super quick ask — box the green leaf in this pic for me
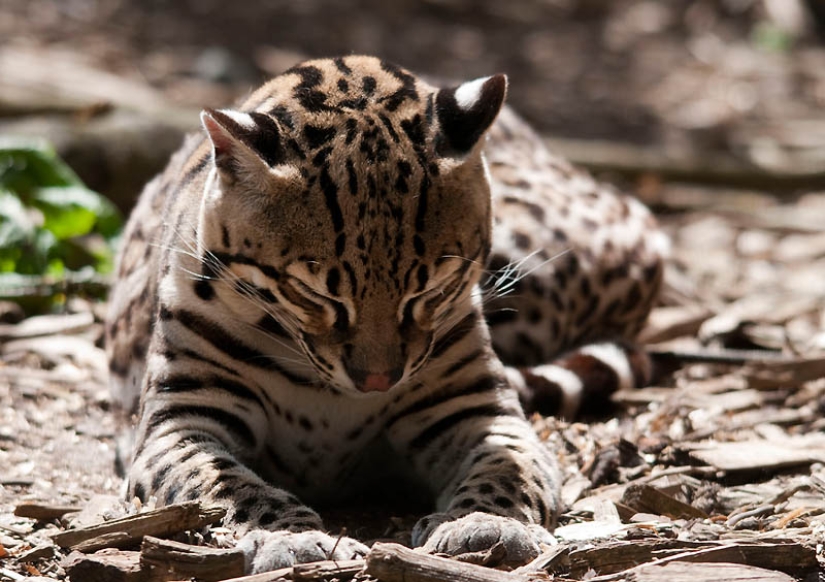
[0,189,36,251]
[32,186,100,240]
[0,139,124,313]
[0,139,83,197]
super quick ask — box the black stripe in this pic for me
[345,159,358,195]
[209,251,280,282]
[378,113,400,143]
[155,373,266,410]
[173,309,307,383]
[333,57,352,75]
[147,405,256,448]
[387,375,498,428]
[430,312,478,360]
[443,348,484,378]
[408,404,512,451]
[319,167,344,232]
[304,124,337,149]
[180,152,211,186]
[177,347,242,377]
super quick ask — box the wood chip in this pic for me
[63,549,145,582]
[621,484,709,520]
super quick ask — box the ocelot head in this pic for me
[196,56,506,395]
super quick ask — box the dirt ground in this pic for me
[1,0,825,580]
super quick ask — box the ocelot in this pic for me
[105,55,666,573]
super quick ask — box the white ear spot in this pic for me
[217,109,256,129]
[454,76,492,110]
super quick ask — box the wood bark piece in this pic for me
[593,561,795,582]
[621,484,709,520]
[292,559,365,581]
[13,503,82,521]
[206,559,365,582]
[571,541,817,580]
[685,436,825,472]
[365,542,534,582]
[63,549,147,582]
[140,536,245,582]
[566,540,817,578]
[51,502,226,552]
[543,136,825,191]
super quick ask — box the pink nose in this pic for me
[362,373,391,393]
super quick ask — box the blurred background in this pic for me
[2,0,825,210]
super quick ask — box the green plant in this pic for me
[0,138,122,312]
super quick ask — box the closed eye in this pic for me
[288,278,351,334]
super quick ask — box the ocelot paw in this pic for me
[412,512,555,567]
[237,529,369,573]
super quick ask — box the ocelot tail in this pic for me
[106,55,666,573]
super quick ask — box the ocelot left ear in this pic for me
[434,74,507,158]
[201,108,285,182]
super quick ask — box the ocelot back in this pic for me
[106,55,665,573]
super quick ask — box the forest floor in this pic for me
[1,0,824,580]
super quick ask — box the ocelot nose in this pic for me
[349,366,403,393]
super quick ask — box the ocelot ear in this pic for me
[434,74,507,158]
[201,108,285,181]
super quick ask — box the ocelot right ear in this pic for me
[434,74,507,159]
[201,108,285,182]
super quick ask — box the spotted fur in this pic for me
[106,56,665,572]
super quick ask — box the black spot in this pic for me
[416,264,428,291]
[345,118,358,144]
[379,61,419,111]
[333,56,352,75]
[259,511,278,526]
[335,233,347,256]
[478,483,494,495]
[494,496,515,509]
[133,482,147,502]
[288,65,339,113]
[362,76,377,95]
[326,268,341,296]
[194,279,215,301]
[401,114,426,147]
[312,146,332,167]
[337,78,349,92]
[346,159,358,195]
[221,225,231,248]
[513,231,531,250]
[304,125,337,149]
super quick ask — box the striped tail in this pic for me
[504,340,652,419]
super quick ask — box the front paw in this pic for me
[413,512,555,566]
[237,529,369,573]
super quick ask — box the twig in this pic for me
[51,501,226,552]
